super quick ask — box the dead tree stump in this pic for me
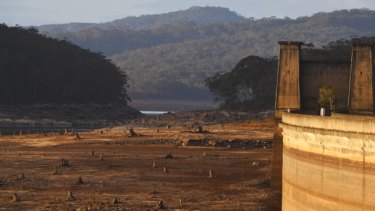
[165,152,173,159]
[67,191,75,200]
[153,161,156,168]
[208,169,214,178]
[75,132,81,139]
[11,193,19,202]
[99,153,103,160]
[91,149,95,156]
[52,166,58,175]
[111,198,119,204]
[156,200,165,209]
[196,125,203,133]
[163,166,169,174]
[17,172,25,180]
[127,128,136,137]
[61,159,69,167]
[76,177,84,185]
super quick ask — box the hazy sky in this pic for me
[1,0,374,26]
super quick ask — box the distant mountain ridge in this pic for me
[38,6,245,33]
[35,7,375,101]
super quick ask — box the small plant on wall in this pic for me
[319,86,336,112]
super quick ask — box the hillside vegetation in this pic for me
[38,7,375,101]
[0,24,129,104]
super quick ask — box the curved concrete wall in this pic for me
[280,113,375,210]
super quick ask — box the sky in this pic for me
[1,0,374,26]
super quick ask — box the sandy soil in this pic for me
[0,119,280,210]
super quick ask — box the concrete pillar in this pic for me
[272,41,302,191]
[275,41,303,118]
[349,43,375,113]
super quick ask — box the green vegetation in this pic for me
[0,24,129,104]
[319,86,336,111]
[205,56,277,110]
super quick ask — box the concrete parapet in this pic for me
[280,112,375,210]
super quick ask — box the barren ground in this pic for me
[0,114,280,210]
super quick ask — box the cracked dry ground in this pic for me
[0,120,281,210]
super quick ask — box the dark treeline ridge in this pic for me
[0,24,129,104]
[206,38,371,111]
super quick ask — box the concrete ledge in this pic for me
[282,112,375,134]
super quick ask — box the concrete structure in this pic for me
[281,113,375,210]
[273,40,375,210]
[275,41,302,117]
[349,45,375,113]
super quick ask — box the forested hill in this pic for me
[37,8,375,101]
[38,6,244,33]
[0,24,129,105]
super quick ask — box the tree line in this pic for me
[0,24,129,104]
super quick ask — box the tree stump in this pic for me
[165,152,173,159]
[208,169,214,178]
[156,200,165,209]
[111,198,119,205]
[11,193,19,202]
[17,172,25,180]
[91,150,95,156]
[61,159,69,167]
[99,153,103,160]
[75,132,81,139]
[153,161,156,168]
[67,191,75,200]
[127,128,136,137]
[52,166,58,175]
[196,126,203,133]
[163,166,169,174]
[76,177,84,185]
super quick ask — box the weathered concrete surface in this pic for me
[275,42,302,116]
[280,112,375,210]
[301,62,350,113]
[273,42,302,191]
[349,46,374,113]
[271,121,283,190]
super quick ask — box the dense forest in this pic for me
[37,7,375,101]
[0,24,129,104]
[205,56,277,110]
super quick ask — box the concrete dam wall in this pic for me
[280,112,375,210]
